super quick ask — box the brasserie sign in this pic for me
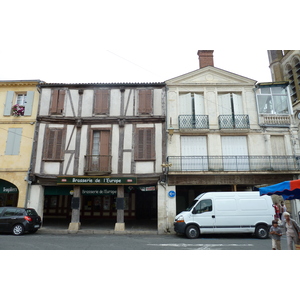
[57,176,137,185]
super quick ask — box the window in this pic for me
[4,91,34,116]
[3,208,17,217]
[135,128,155,160]
[50,89,66,115]
[43,127,66,161]
[138,90,153,114]
[218,92,243,115]
[194,199,212,214]
[5,128,22,155]
[87,130,111,172]
[16,93,27,106]
[256,85,291,115]
[94,89,110,115]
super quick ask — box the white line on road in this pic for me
[147,243,253,248]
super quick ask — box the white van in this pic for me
[174,192,274,239]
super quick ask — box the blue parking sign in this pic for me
[168,190,176,198]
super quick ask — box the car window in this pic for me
[15,209,24,216]
[25,209,38,216]
[0,207,5,215]
[3,208,17,217]
[194,199,213,214]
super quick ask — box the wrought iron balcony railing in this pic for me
[167,156,299,172]
[84,155,112,174]
[178,115,209,129]
[218,114,250,129]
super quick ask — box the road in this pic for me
[0,232,289,250]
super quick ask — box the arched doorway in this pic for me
[0,179,18,207]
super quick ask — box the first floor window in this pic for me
[134,127,155,160]
[5,128,22,155]
[16,93,27,106]
[43,127,65,161]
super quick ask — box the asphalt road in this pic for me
[0,232,290,250]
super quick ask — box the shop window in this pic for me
[134,127,155,161]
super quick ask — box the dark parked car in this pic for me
[0,207,42,235]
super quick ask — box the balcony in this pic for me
[84,155,112,175]
[218,115,250,129]
[178,115,209,129]
[259,114,291,126]
[167,156,299,172]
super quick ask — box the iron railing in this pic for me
[167,156,300,172]
[218,114,250,129]
[84,155,112,174]
[178,115,209,129]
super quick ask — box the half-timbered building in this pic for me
[28,82,167,232]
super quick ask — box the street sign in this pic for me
[168,190,176,198]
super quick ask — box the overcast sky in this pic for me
[1,0,297,84]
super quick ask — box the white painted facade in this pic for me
[164,66,300,231]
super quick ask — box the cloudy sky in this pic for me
[1,0,297,85]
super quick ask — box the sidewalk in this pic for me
[38,218,158,235]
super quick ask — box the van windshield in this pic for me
[184,200,198,211]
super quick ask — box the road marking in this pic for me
[147,243,253,248]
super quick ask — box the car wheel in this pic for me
[185,225,200,239]
[12,224,25,236]
[255,225,268,239]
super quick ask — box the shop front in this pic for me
[0,179,19,207]
[42,176,158,230]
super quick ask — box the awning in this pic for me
[0,179,18,194]
[259,180,300,200]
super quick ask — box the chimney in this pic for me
[197,50,214,68]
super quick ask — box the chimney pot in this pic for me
[197,50,214,68]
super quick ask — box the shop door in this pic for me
[135,190,157,220]
[181,136,208,171]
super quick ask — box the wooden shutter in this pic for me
[139,90,152,114]
[57,90,65,114]
[99,130,110,172]
[4,91,14,116]
[50,90,65,114]
[24,91,34,116]
[5,128,22,155]
[94,89,109,114]
[135,128,155,160]
[44,127,65,160]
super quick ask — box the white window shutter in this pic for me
[4,91,14,116]
[24,91,34,116]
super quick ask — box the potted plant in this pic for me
[11,104,25,116]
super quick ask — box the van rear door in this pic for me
[192,199,215,233]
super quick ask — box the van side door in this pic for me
[192,199,215,233]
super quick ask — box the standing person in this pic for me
[269,220,282,250]
[279,201,287,221]
[281,212,300,250]
[273,202,280,221]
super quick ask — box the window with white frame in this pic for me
[16,93,27,106]
[255,84,291,115]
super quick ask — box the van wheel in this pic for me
[255,225,268,239]
[12,224,25,236]
[185,225,199,239]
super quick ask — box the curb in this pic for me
[38,228,159,235]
